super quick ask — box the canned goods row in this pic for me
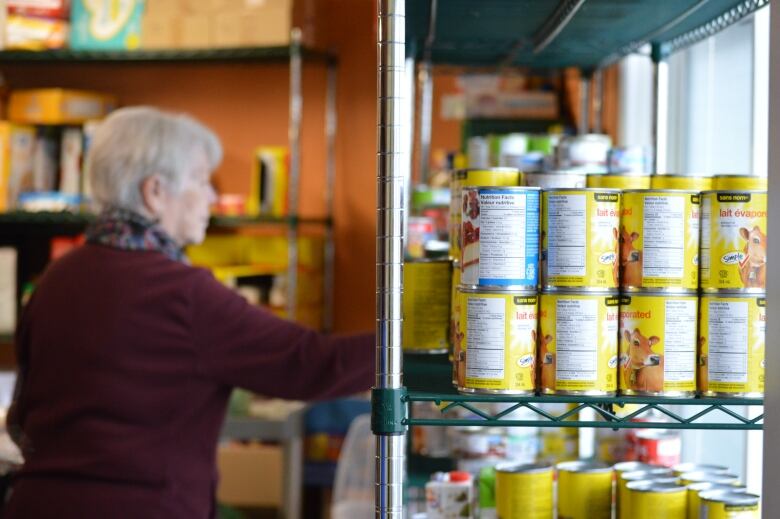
[584,172,767,191]
[449,288,765,397]
[448,168,767,293]
[492,459,759,519]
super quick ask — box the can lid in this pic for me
[700,490,760,506]
[680,471,740,484]
[673,463,728,475]
[613,461,657,474]
[556,460,612,474]
[621,469,674,481]
[495,462,553,475]
[448,471,472,483]
[629,481,687,494]
[688,482,747,494]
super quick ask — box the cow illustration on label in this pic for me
[533,330,554,390]
[619,226,642,287]
[612,227,620,286]
[623,329,663,392]
[738,226,766,288]
[698,336,707,393]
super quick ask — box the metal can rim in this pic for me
[700,490,760,506]
[587,171,651,177]
[405,258,453,265]
[621,469,674,481]
[627,481,687,493]
[541,289,619,296]
[495,461,553,475]
[621,287,699,294]
[700,288,768,295]
[688,482,747,493]
[458,285,538,295]
[673,463,729,474]
[540,187,621,194]
[462,185,541,192]
[619,291,699,298]
[556,460,612,474]
[621,188,700,194]
[652,174,714,179]
[613,462,657,473]
[701,189,768,195]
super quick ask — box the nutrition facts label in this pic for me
[555,298,598,381]
[479,192,528,281]
[663,299,697,382]
[547,194,586,276]
[466,297,506,380]
[643,196,685,279]
[708,301,748,383]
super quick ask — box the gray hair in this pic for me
[87,106,222,212]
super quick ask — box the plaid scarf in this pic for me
[85,207,187,263]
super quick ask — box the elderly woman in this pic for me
[4,107,374,518]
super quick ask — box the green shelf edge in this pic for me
[0,46,335,64]
[401,353,764,431]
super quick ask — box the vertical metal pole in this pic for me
[376,0,406,517]
[578,72,591,135]
[323,59,337,333]
[651,44,669,174]
[418,61,433,184]
[763,1,780,510]
[592,69,604,134]
[287,28,303,321]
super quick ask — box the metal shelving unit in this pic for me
[373,1,771,516]
[0,32,338,332]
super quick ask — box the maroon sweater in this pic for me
[5,244,374,518]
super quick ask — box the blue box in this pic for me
[70,0,145,50]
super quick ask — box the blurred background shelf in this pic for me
[0,46,335,64]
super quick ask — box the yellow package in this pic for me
[9,89,117,125]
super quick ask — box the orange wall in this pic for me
[2,0,379,333]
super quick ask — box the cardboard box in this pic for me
[179,14,210,49]
[70,0,144,50]
[8,89,116,125]
[248,146,289,217]
[217,443,283,507]
[143,0,181,18]
[8,0,70,19]
[141,15,178,49]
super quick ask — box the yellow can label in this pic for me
[620,191,700,290]
[450,168,522,261]
[542,190,620,288]
[630,488,686,519]
[402,261,452,352]
[461,290,538,392]
[619,294,698,394]
[703,500,760,519]
[651,175,713,191]
[700,191,768,290]
[558,470,613,519]
[698,295,765,395]
[587,174,651,189]
[713,175,768,191]
[539,293,619,393]
[496,467,553,519]
[451,265,464,385]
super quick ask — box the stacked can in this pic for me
[618,190,701,397]
[698,190,767,397]
[539,188,621,395]
[449,168,523,387]
[456,185,540,394]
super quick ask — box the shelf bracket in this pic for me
[372,387,408,435]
